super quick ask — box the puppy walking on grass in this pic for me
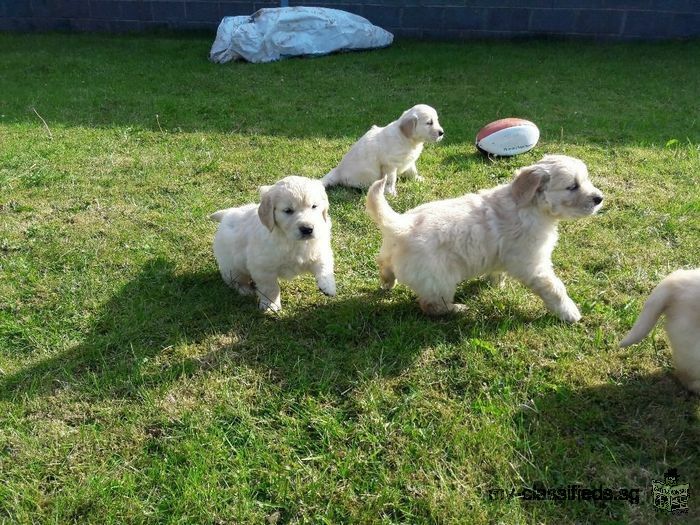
[366,155,604,321]
[620,268,700,393]
[211,176,336,313]
[322,104,444,196]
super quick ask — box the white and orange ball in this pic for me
[475,118,540,156]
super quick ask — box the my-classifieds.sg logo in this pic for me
[486,483,641,504]
[652,468,689,514]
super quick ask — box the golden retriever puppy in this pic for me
[211,176,335,312]
[322,104,444,196]
[620,268,700,393]
[366,155,603,321]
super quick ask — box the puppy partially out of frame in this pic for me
[620,268,700,393]
[366,154,604,321]
[322,104,444,196]
[211,176,336,312]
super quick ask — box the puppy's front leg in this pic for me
[313,257,336,297]
[403,162,423,181]
[522,270,581,322]
[253,276,282,313]
[383,168,398,196]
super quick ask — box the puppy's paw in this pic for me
[451,303,468,314]
[317,276,336,297]
[557,299,581,323]
[236,283,256,296]
[384,185,397,197]
[258,300,281,314]
[405,169,422,181]
[489,273,506,288]
[419,300,465,316]
[414,175,424,182]
[380,278,396,291]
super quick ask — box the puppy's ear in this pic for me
[400,114,418,139]
[315,181,330,223]
[512,165,549,206]
[258,186,276,231]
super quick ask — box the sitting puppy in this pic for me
[366,154,604,321]
[322,104,444,196]
[211,176,336,312]
[620,268,700,393]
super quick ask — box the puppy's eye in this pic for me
[312,204,318,209]
[566,182,580,191]
[283,208,294,215]
[427,119,434,126]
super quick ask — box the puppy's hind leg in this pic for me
[321,168,340,188]
[414,276,465,315]
[675,369,700,394]
[222,268,256,296]
[380,264,397,291]
[235,280,256,296]
[489,272,506,288]
[402,162,423,182]
[377,249,396,291]
[251,274,282,313]
[403,260,464,315]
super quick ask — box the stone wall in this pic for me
[1,1,698,40]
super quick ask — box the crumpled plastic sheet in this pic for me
[209,7,394,64]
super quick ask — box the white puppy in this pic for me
[211,176,336,312]
[366,154,604,321]
[620,268,700,393]
[322,104,444,196]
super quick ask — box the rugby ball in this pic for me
[475,118,539,156]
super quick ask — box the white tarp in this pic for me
[209,7,394,64]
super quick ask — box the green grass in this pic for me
[1,32,699,523]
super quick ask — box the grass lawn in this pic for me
[1,32,699,523]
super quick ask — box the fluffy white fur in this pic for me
[620,268,700,393]
[366,154,604,321]
[211,176,335,312]
[322,104,444,196]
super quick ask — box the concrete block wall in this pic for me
[1,1,698,40]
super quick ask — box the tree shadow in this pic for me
[0,258,556,402]
[512,371,699,521]
[2,34,698,144]
[0,258,245,401]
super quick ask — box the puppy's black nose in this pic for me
[592,195,603,205]
[299,225,314,236]
[438,130,444,137]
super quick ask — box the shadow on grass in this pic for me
[0,258,555,402]
[439,151,520,179]
[512,371,699,521]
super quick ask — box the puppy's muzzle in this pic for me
[436,129,444,141]
[299,225,314,238]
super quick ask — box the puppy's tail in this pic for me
[366,176,407,234]
[209,209,227,222]
[620,279,671,347]
[321,168,340,188]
